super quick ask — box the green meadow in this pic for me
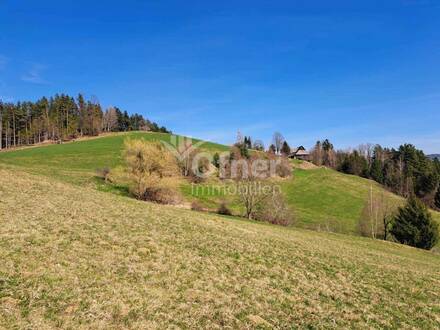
[1,167,439,328]
[1,132,440,328]
[0,131,438,234]
[0,132,227,185]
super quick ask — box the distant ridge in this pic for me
[428,154,440,160]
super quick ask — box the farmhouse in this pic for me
[289,146,311,161]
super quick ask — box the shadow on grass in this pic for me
[93,176,130,197]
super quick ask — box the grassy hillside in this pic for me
[1,131,438,234]
[184,168,407,234]
[0,167,439,328]
[0,132,227,186]
[0,169,440,328]
[281,168,403,233]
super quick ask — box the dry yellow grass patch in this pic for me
[0,167,439,329]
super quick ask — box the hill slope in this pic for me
[0,131,438,234]
[281,168,403,233]
[0,132,227,186]
[0,168,439,328]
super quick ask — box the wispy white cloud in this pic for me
[21,63,48,84]
[0,95,14,102]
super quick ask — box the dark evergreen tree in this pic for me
[245,136,252,149]
[370,158,384,183]
[322,139,333,152]
[129,113,144,131]
[159,126,169,133]
[435,187,440,210]
[150,122,159,131]
[212,153,220,168]
[434,158,440,177]
[268,144,276,154]
[77,94,87,136]
[339,150,369,177]
[390,197,439,250]
[281,141,291,156]
[238,143,249,158]
[122,111,130,131]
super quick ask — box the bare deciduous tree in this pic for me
[311,141,323,166]
[358,143,374,167]
[102,107,119,132]
[358,187,397,240]
[231,153,276,219]
[272,132,285,155]
[237,179,271,219]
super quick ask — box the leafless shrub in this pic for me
[123,139,181,204]
[254,189,294,226]
[276,157,292,178]
[217,201,232,216]
[138,179,182,205]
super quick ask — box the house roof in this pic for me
[295,149,310,156]
[289,147,310,157]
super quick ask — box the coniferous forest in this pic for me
[0,94,170,150]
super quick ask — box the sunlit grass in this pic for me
[0,168,439,328]
[0,132,227,186]
[1,131,438,233]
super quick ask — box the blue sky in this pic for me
[1,0,439,153]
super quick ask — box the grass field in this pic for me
[1,131,438,234]
[281,168,404,233]
[0,167,440,328]
[0,132,227,186]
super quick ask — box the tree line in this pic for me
[239,132,439,249]
[236,131,293,156]
[309,141,440,209]
[226,131,440,211]
[0,94,170,150]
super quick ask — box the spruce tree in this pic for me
[239,143,249,158]
[370,158,384,183]
[435,187,440,210]
[281,141,291,156]
[391,197,439,250]
[246,136,252,149]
